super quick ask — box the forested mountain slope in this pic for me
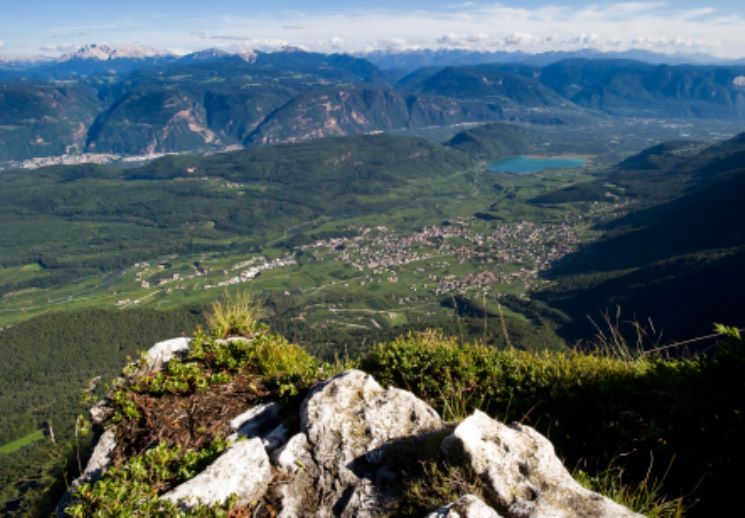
[537,133,745,341]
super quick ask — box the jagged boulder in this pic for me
[428,494,503,518]
[301,369,443,473]
[78,429,117,481]
[442,411,641,518]
[54,429,118,515]
[89,399,114,426]
[226,401,292,454]
[271,432,318,517]
[161,437,271,508]
[229,402,280,433]
[277,369,444,516]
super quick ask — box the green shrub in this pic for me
[363,328,745,516]
[65,440,230,517]
[109,307,353,422]
[363,329,653,420]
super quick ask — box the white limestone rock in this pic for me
[443,411,641,518]
[302,369,443,474]
[229,402,280,436]
[89,399,114,426]
[298,369,444,516]
[55,429,117,515]
[262,422,292,452]
[271,433,319,518]
[273,432,312,474]
[428,494,502,518]
[161,437,271,508]
[226,402,290,452]
[143,337,191,371]
[81,429,117,480]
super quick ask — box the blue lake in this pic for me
[488,155,586,174]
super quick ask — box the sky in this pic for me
[1,1,745,59]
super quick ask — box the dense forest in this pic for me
[0,307,204,514]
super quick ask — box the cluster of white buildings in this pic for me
[208,256,295,289]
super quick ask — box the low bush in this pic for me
[363,327,745,516]
[65,441,230,517]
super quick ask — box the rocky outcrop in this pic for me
[54,429,117,515]
[161,438,271,508]
[141,336,191,372]
[300,369,442,475]
[77,429,117,481]
[88,337,192,426]
[64,337,642,517]
[443,411,641,518]
[291,369,445,516]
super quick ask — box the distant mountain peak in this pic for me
[237,50,258,63]
[62,43,167,61]
[181,47,257,63]
[277,45,305,53]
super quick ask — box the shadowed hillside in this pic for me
[537,133,745,341]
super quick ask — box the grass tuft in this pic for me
[206,291,265,339]
[574,455,686,518]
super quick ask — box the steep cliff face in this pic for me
[86,89,220,154]
[59,335,638,517]
[243,87,502,147]
[0,83,102,160]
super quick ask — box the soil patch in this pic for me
[113,375,270,463]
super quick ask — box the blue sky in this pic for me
[1,1,744,58]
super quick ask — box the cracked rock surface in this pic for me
[161,437,271,508]
[442,411,642,518]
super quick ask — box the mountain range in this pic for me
[364,47,745,73]
[5,44,744,69]
[1,45,745,163]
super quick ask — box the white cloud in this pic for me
[39,43,78,53]
[192,31,249,42]
[436,32,491,48]
[223,39,291,52]
[503,32,543,47]
[11,2,745,59]
[567,33,602,46]
[679,7,718,20]
[192,2,743,58]
[328,36,345,50]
